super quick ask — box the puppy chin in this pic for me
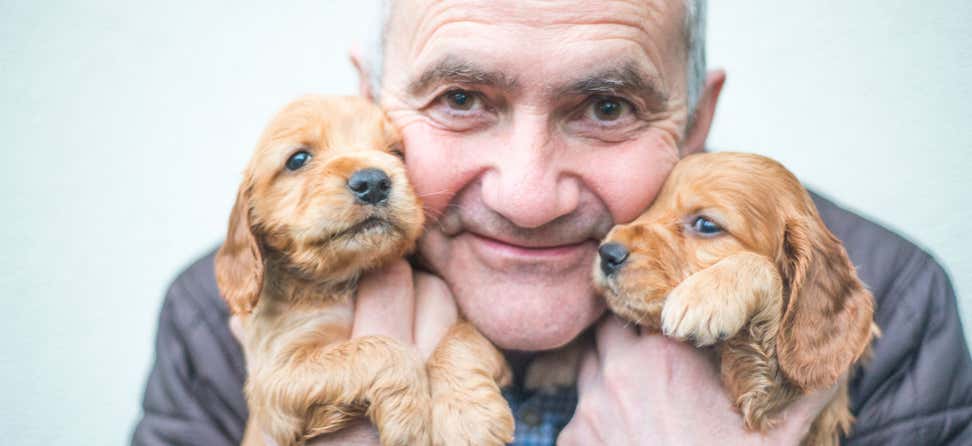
[597,273,667,327]
[274,231,404,284]
[604,292,663,325]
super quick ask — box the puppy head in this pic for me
[593,153,784,322]
[595,152,874,389]
[215,95,424,314]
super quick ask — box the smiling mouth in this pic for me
[469,232,594,255]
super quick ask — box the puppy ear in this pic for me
[776,216,875,391]
[215,185,264,315]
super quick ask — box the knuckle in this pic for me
[601,360,632,390]
[415,272,451,298]
[383,258,413,280]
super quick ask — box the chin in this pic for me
[453,277,606,351]
[420,230,608,351]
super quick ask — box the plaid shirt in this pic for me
[503,385,578,446]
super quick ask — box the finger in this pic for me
[261,432,280,446]
[307,418,380,445]
[413,272,459,360]
[229,315,244,344]
[352,259,415,342]
[776,378,844,440]
[575,344,601,397]
[594,315,639,357]
[557,421,592,446]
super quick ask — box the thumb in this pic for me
[575,344,601,398]
[352,259,416,343]
[774,377,844,442]
[229,315,245,344]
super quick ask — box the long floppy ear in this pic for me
[214,185,264,315]
[777,216,875,391]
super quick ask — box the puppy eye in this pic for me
[691,216,723,235]
[387,144,405,160]
[285,150,311,171]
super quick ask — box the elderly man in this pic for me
[133,1,972,445]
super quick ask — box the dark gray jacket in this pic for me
[131,193,972,445]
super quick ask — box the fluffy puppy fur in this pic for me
[594,152,878,446]
[215,95,513,446]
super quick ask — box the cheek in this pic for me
[402,117,680,224]
[574,131,679,224]
[401,123,485,215]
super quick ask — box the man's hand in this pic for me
[229,260,459,446]
[558,317,839,446]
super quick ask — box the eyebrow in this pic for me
[407,55,519,96]
[560,63,670,108]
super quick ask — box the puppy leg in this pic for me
[661,252,782,347]
[712,256,796,432]
[427,322,514,446]
[660,252,794,431]
[249,335,431,446]
[720,336,798,432]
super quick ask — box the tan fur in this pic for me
[217,95,430,446]
[427,322,515,446]
[217,95,512,446]
[594,152,878,445]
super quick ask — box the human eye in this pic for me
[434,89,487,116]
[425,88,495,131]
[564,95,645,142]
[441,89,479,111]
[584,96,636,124]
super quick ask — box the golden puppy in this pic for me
[216,95,512,446]
[594,152,878,446]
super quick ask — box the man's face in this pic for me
[380,0,691,350]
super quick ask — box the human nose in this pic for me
[479,115,580,229]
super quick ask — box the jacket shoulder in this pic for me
[131,248,247,446]
[811,191,939,301]
[810,192,972,445]
[162,248,231,327]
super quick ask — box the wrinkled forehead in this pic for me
[385,0,688,94]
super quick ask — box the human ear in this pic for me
[349,47,376,102]
[682,69,726,155]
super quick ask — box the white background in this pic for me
[1,1,969,444]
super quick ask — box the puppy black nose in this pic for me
[598,243,629,275]
[347,168,391,205]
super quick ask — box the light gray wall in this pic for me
[0,1,968,444]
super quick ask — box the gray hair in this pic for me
[684,0,707,120]
[369,0,707,120]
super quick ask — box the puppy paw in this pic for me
[427,322,514,446]
[433,388,514,446]
[661,272,750,346]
